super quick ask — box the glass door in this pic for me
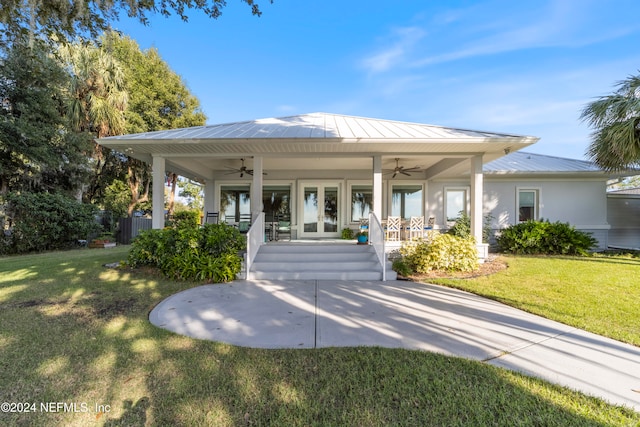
[300,182,340,238]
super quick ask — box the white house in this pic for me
[97,112,629,279]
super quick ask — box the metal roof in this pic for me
[96,112,541,181]
[484,151,603,174]
[608,187,640,195]
[100,112,532,142]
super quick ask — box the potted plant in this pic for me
[89,233,117,249]
[356,231,368,244]
[341,228,355,240]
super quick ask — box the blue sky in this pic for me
[114,0,640,160]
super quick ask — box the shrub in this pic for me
[170,209,201,229]
[496,220,597,256]
[400,231,479,273]
[447,211,494,243]
[127,222,246,282]
[341,228,354,239]
[392,257,413,277]
[1,192,100,254]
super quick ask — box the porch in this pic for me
[97,112,538,268]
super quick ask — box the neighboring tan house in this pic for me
[97,112,632,279]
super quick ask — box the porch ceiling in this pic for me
[97,112,539,181]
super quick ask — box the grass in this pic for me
[427,254,640,347]
[0,247,638,426]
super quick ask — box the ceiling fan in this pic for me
[384,158,421,178]
[224,158,266,177]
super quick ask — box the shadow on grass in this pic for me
[0,248,638,425]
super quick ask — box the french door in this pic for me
[299,182,340,238]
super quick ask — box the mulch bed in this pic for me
[404,255,509,281]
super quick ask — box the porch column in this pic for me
[251,156,264,221]
[470,154,488,259]
[204,179,216,216]
[373,155,383,219]
[151,155,166,229]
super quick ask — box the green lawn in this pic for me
[428,254,640,347]
[0,248,638,426]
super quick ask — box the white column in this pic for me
[251,156,264,221]
[204,179,216,216]
[373,155,383,219]
[470,154,487,259]
[152,156,166,229]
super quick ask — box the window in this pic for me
[263,185,290,218]
[391,184,422,220]
[518,189,538,222]
[220,185,250,223]
[351,184,373,222]
[445,188,468,222]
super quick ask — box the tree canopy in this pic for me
[0,0,270,46]
[581,72,640,171]
[0,40,92,196]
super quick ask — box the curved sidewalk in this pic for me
[149,279,640,412]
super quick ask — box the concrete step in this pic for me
[248,243,397,280]
[254,252,378,263]
[251,260,380,271]
[250,270,385,280]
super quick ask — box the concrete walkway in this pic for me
[149,279,640,412]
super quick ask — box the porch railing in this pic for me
[245,212,264,280]
[369,212,386,281]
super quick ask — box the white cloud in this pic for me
[360,26,426,73]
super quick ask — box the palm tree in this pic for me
[581,73,640,171]
[60,42,128,137]
[58,42,128,202]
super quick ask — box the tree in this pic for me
[0,0,270,46]
[178,179,204,211]
[0,40,91,196]
[58,41,129,203]
[101,31,206,216]
[581,72,640,171]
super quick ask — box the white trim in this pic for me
[388,180,426,220]
[217,181,251,224]
[347,180,373,225]
[444,186,470,225]
[516,187,541,222]
[298,180,343,238]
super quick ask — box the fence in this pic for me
[117,217,153,244]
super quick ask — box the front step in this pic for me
[248,243,397,280]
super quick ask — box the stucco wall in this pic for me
[428,177,610,250]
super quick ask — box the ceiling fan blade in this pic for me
[403,166,421,172]
[400,171,411,176]
[246,170,254,176]
[392,172,397,178]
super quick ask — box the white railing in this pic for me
[369,212,386,281]
[245,212,265,280]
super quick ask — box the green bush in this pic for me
[447,211,494,243]
[341,228,354,239]
[496,220,597,255]
[127,222,246,282]
[400,231,479,273]
[1,192,100,254]
[170,209,201,229]
[392,257,413,277]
